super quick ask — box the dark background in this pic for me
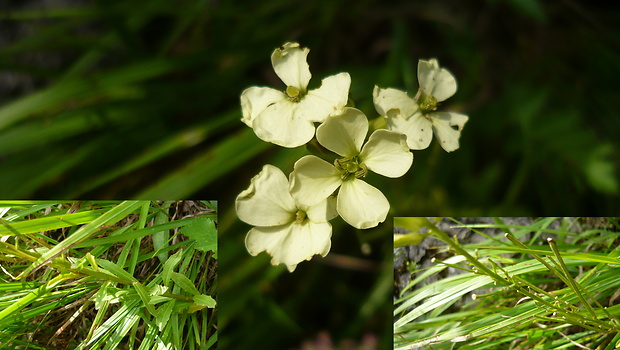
[1,0,619,348]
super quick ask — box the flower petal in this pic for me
[290,155,343,207]
[271,42,311,91]
[303,195,338,222]
[298,72,351,123]
[386,112,433,150]
[359,129,413,178]
[316,107,368,157]
[430,112,469,152]
[236,164,296,227]
[240,86,286,127]
[337,179,389,229]
[372,86,419,118]
[245,221,332,272]
[417,59,457,102]
[252,100,316,147]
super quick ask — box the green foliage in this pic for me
[1,1,619,348]
[394,217,620,349]
[0,201,217,349]
[0,1,617,209]
[182,216,218,258]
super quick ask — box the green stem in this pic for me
[422,218,507,284]
[504,233,572,287]
[547,238,598,319]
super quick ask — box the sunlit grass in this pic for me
[394,217,620,349]
[0,200,217,349]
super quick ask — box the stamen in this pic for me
[295,210,307,224]
[416,89,438,113]
[334,156,367,180]
[286,86,302,102]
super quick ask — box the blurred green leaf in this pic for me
[0,58,188,130]
[137,128,270,198]
[506,0,546,22]
[585,144,618,194]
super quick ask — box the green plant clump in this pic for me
[0,200,217,350]
[394,217,620,350]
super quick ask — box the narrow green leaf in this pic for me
[0,58,184,131]
[0,282,42,291]
[0,111,108,156]
[133,282,157,316]
[74,217,196,248]
[16,201,143,279]
[0,273,71,326]
[155,300,176,331]
[67,117,235,197]
[0,208,108,236]
[170,272,200,296]
[162,249,184,286]
[96,259,138,284]
[137,128,270,198]
[204,331,218,350]
[103,309,141,350]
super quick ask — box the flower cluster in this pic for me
[236,43,468,271]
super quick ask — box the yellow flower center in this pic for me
[286,86,303,102]
[415,89,438,113]
[295,210,307,224]
[334,156,367,180]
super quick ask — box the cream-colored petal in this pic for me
[417,59,457,102]
[337,179,389,229]
[372,86,419,118]
[236,165,296,227]
[316,107,368,157]
[240,86,286,127]
[303,195,338,223]
[290,155,343,207]
[252,100,316,147]
[359,129,413,178]
[298,72,351,122]
[430,112,469,152]
[271,42,311,91]
[386,111,433,150]
[244,221,332,272]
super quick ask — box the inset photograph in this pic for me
[0,200,217,349]
[394,217,620,349]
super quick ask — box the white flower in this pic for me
[236,164,337,272]
[290,107,412,229]
[416,59,457,108]
[240,42,351,148]
[373,59,468,152]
